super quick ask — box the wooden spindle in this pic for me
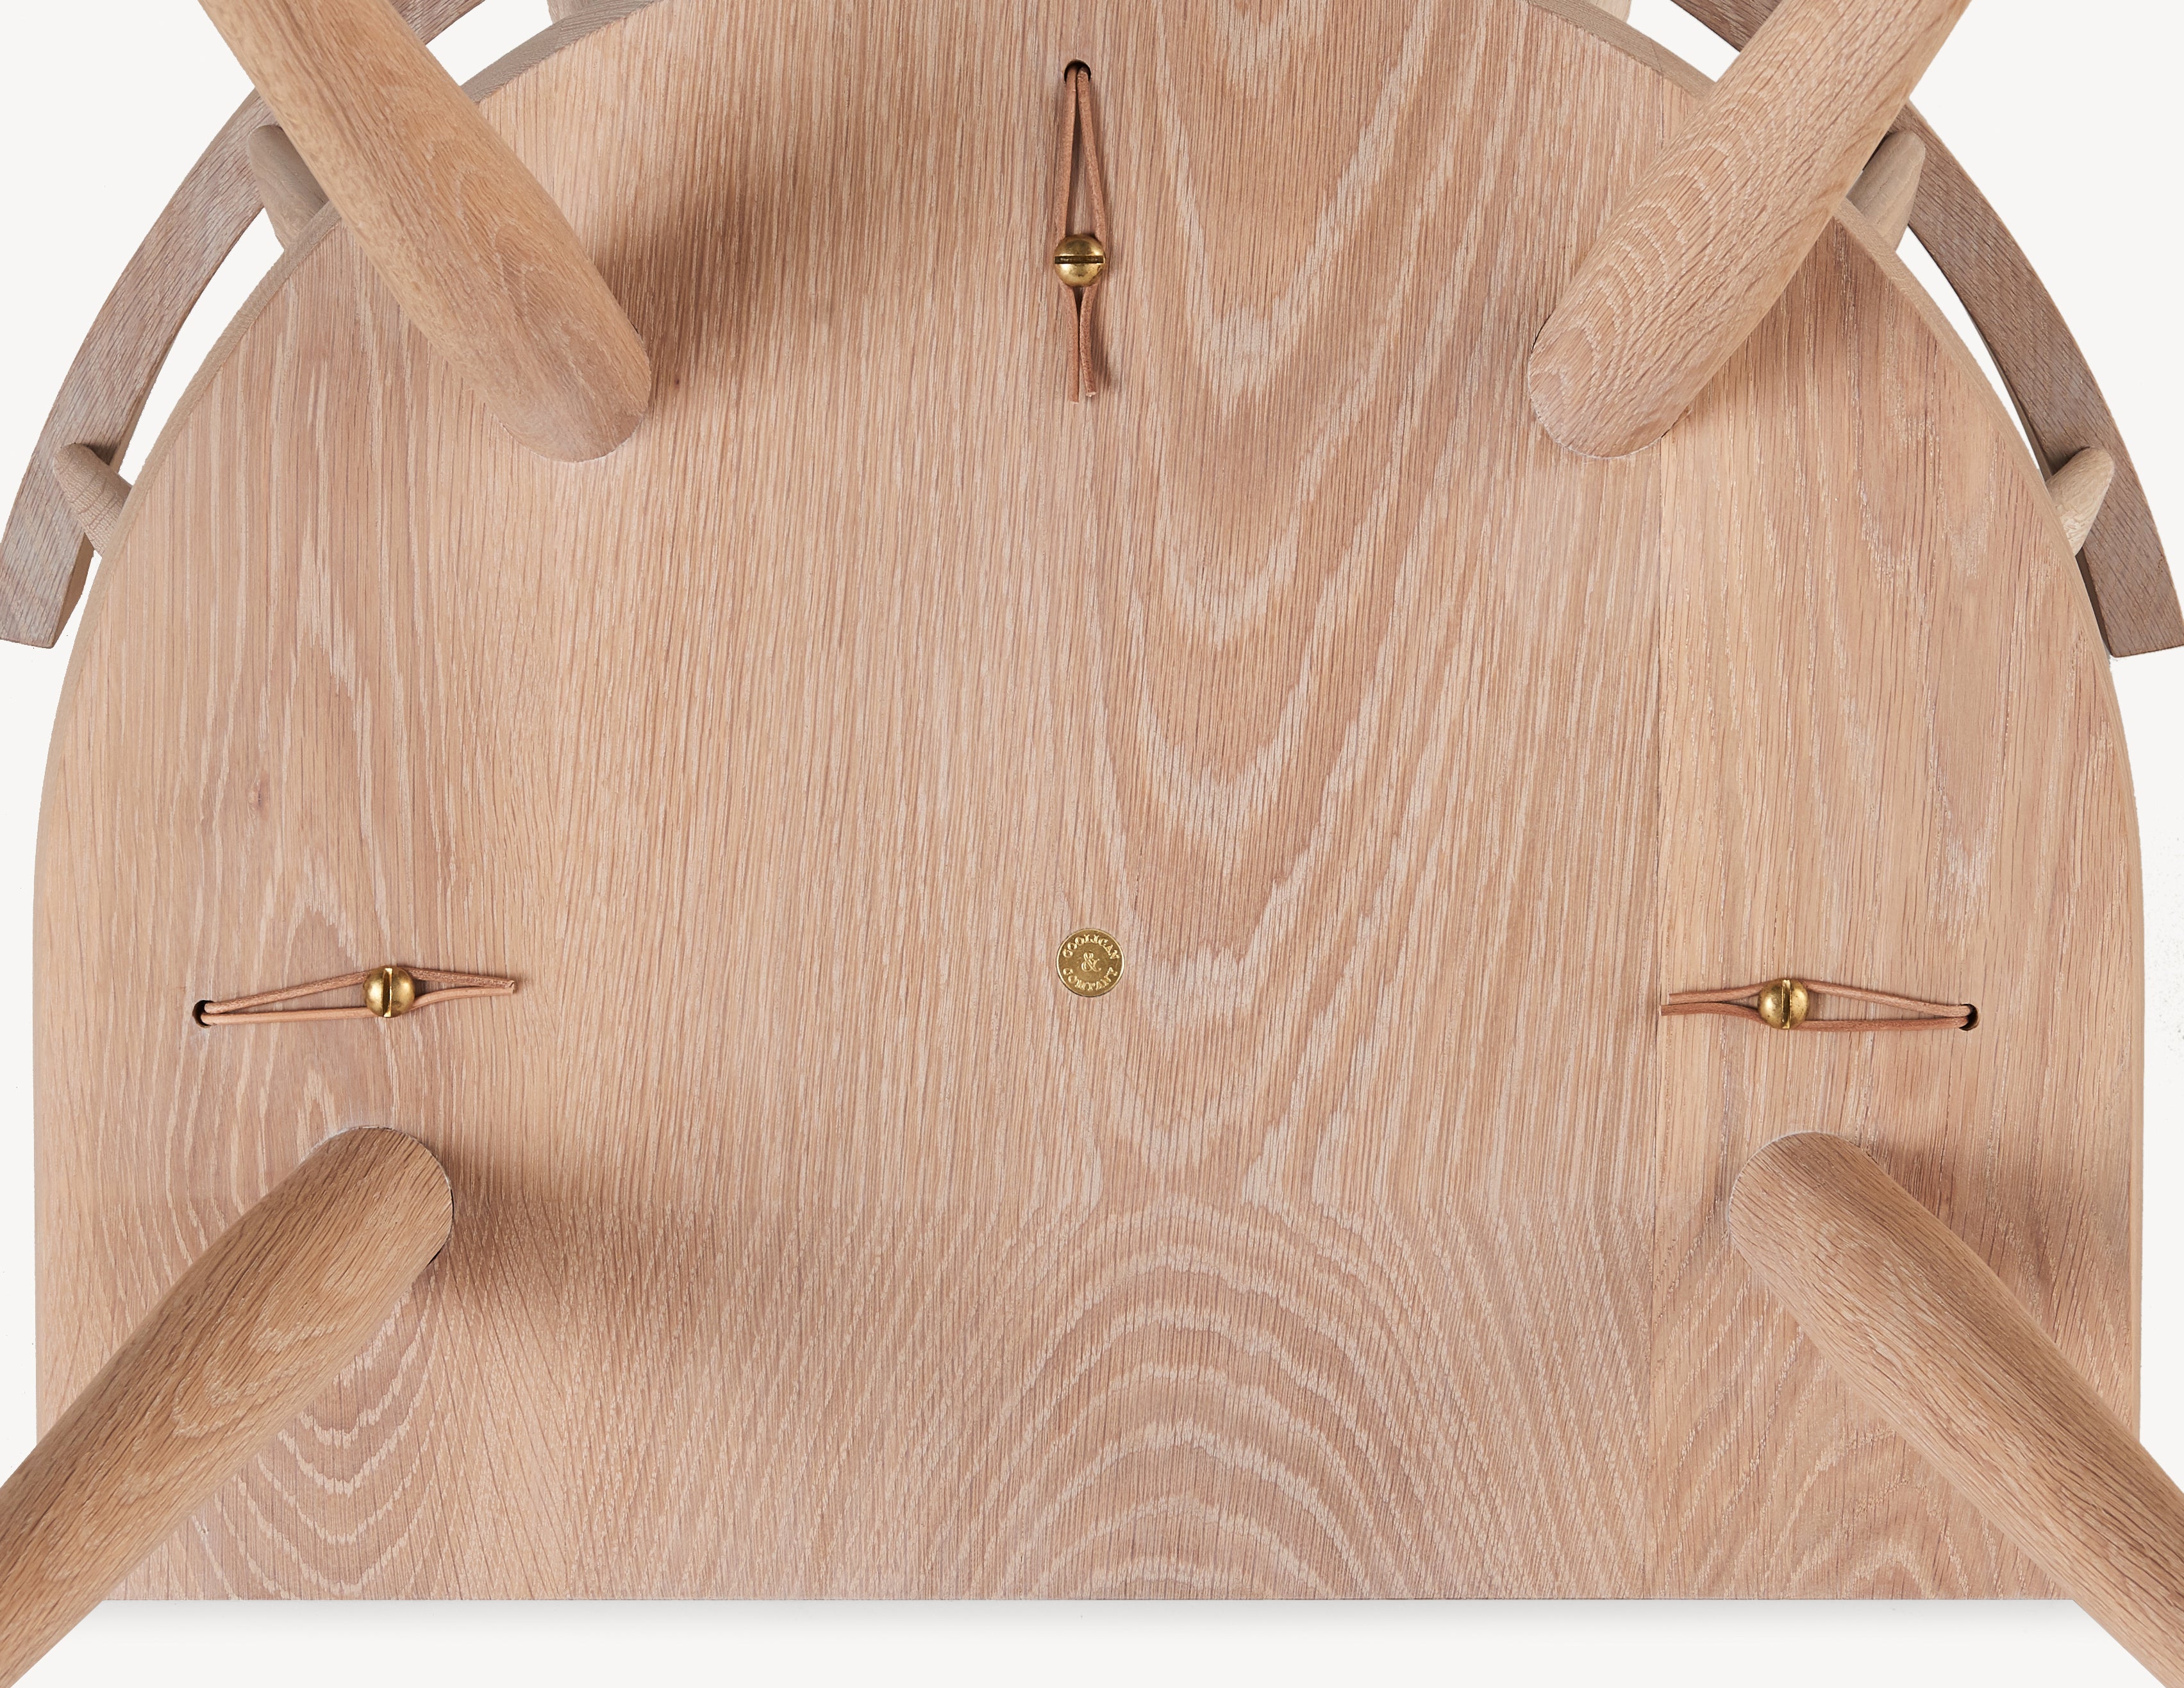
[1846,130,1925,249]
[196,0,652,461]
[246,124,329,249]
[1731,1133,2184,1687]
[0,1130,450,1687]
[2049,447,2117,554]
[48,447,129,556]
[1529,0,1972,457]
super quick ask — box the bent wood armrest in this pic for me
[0,1129,451,1687]
[1731,1133,2184,1687]
[196,0,651,462]
[1663,0,2180,658]
[0,0,491,650]
[9,4,2169,656]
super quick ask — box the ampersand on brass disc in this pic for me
[1057,929,1123,998]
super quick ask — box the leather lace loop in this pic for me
[1662,978,1974,1033]
[1051,63,1110,402]
[199,964,517,1026]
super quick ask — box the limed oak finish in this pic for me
[0,0,496,649]
[1668,0,2183,658]
[0,1132,449,1684]
[1846,131,1924,250]
[1733,1137,2184,1684]
[34,0,2137,1601]
[1529,0,1970,456]
[246,126,329,251]
[197,0,651,461]
[47,449,128,559]
[13,4,2168,659]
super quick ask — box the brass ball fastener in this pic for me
[1053,234,1106,289]
[1756,978,1810,1030]
[365,964,419,1019]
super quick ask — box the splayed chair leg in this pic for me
[196,0,653,461]
[1732,1133,2184,1686]
[0,1130,451,1687]
[1529,0,1972,456]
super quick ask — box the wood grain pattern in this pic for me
[2051,447,2117,556]
[0,0,493,649]
[16,0,2167,660]
[0,1130,447,1684]
[246,126,329,249]
[31,0,2137,1600]
[1846,130,1922,249]
[47,448,128,556]
[197,0,651,461]
[1653,208,2137,1594]
[1732,1135,2184,1684]
[1530,0,1969,456]
[1667,0,2182,658]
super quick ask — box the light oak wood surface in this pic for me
[0,0,493,649]
[11,1,2168,660]
[246,126,329,250]
[1653,197,2137,1592]
[1733,1135,2184,1684]
[2051,447,2118,556]
[1667,0,2181,658]
[0,1131,448,1683]
[1530,0,1969,456]
[197,0,651,462]
[1846,130,1922,249]
[47,449,129,558]
[31,0,2137,1600]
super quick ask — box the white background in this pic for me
[1,1,2180,1683]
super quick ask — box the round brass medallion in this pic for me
[1057,929,1123,998]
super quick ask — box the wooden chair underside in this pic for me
[33,0,2137,1598]
[9,0,2171,654]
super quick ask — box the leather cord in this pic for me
[200,965,517,1026]
[1662,978,1974,1033]
[1051,63,1110,403]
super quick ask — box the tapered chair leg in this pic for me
[1529,0,1971,456]
[1732,1133,2184,1686]
[0,1129,451,1687]
[196,0,652,460]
